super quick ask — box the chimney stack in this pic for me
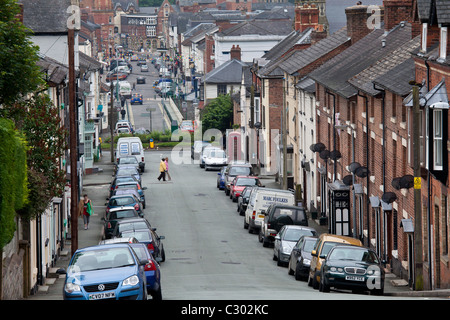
[346,3,383,45]
[295,3,322,32]
[230,45,241,61]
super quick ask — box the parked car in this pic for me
[192,141,211,160]
[114,181,146,208]
[115,155,141,173]
[106,72,127,82]
[99,237,139,245]
[115,137,145,172]
[244,187,295,234]
[259,204,308,247]
[237,186,253,216]
[308,234,363,289]
[180,120,194,133]
[111,218,152,239]
[288,236,318,281]
[101,207,141,240]
[116,228,165,263]
[136,76,146,84]
[63,244,148,300]
[140,64,149,72]
[199,146,222,168]
[273,225,317,267]
[224,163,254,195]
[105,194,143,217]
[115,166,141,185]
[204,148,227,170]
[130,93,143,105]
[115,127,132,135]
[109,175,140,198]
[216,166,226,189]
[319,245,385,295]
[112,189,143,208]
[115,120,133,133]
[129,243,162,300]
[230,176,262,202]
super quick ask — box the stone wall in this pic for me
[1,249,24,300]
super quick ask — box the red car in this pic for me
[230,176,263,202]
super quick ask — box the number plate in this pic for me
[345,275,365,282]
[89,292,116,300]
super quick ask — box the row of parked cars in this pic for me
[194,142,386,296]
[63,138,165,300]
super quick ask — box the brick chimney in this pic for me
[346,3,382,45]
[230,45,241,61]
[295,3,322,32]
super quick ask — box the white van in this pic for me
[244,188,295,234]
[119,81,132,99]
[115,137,145,172]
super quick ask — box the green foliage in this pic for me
[201,94,233,133]
[0,0,44,106]
[3,94,68,220]
[140,0,175,7]
[0,118,28,248]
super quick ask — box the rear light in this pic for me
[106,207,110,213]
[147,243,155,252]
[141,157,144,162]
[144,260,157,271]
[107,222,111,229]
[267,223,271,228]
[134,204,139,211]
[252,211,256,220]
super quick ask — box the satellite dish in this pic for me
[355,166,370,178]
[348,162,361,174]
[314,143,326,153]
[391,177,401,190]
[382,192,397,204]
[319,150,330,160]
[329,150,342,160]
[399,175,414,189]
[343,175,353,186]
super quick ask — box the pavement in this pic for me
[23,147,450,300]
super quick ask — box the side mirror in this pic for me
[159,236,165,240]
[274,235,280,241]
[311,250,317,257]
[139,259,148,266]
[142,187,147,190]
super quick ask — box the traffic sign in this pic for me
[414,177,421,189]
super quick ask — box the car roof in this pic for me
[269,204,305,210]
[252,187,294,194]
[98,238,139,245]
[79,242,134,251]
[318,233,363,246]
[282,225,315,231]
[116,217,148,224]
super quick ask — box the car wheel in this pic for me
[151,287,162,301]
[288,260,294,275]
[262,237,270,248]
[370,287,384,296]
[160,246,165,262]
[258,231,263,243]
[276,251,284,267]
[295,263,304,281]
[312,271,320,289]
[307,273,313,287]
[244,219,249,229]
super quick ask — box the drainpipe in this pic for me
[424,59,432,290]
[325,89,337,180]
[357,91,370,248]
[373,83,387,261]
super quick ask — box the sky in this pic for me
[327,0,385,33]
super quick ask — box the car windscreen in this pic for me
[129,244,149,260]
[109,210,136,220]
[321,242,343,257]
[117,168,138,176]
[69,247,135,272]
[121,230,152,242]
[118,222,148,233]
[228,166,251,176]
[210,150,226,158]
[109,197,134,206]
[119,157,138,164]
[236,178,259,186]
[283,228,316,242]
[328,247,379,263]
[303,239,317,252]
[273,208,306,222]
[116,184,138,190]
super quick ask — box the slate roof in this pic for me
[372,58,416,96]
[308,22,413,98]
[262,28,312,62]
[296,77,316,93]
[278,26,350,75]
[36,55,68,85]
[348,35,421,96]
[22,0,72,34]
[436,0,450,24]
[203,59,250,84]
[218,20,293,37]
[417,0,450,25]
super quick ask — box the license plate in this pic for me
[89,292,115,300]
[258,215,265,219]
[345,275,365,282]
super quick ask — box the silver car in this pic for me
[273,225,317,267]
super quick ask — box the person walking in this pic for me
[78,194,93,230]
[165,157,171,181]
[157,157,167,181]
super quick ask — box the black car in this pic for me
[237,186,253,216]
[319,245,385,295]
[118,228,166,263]
[114,181,146,208]
[259,204,308,247]
[137,76,146,84]
[111,217,152,239]
[101,206,141,239]
[288,236,318,281]
[105,194,144,217]
[109,175,140,198]
[116,166,142,185]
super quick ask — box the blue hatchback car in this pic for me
[129,243,162,300]
[130,93,143,105]
[217,166,226,190]
[63,244,148,300]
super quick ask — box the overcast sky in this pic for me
[327,0,384,33]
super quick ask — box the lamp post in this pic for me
[335,123,357,239]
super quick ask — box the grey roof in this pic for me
[296,77,316,93]
[348,35,421,96]
[36,55,68,85]
[203,59,250,84]
[22,0,72,34]
[218,20,293,37]
[79,52,102,71]
[262,28,312,62]
[436,0,450,25]
[308,22,413,98]
[278,26,350,75]
[372,58,416,96]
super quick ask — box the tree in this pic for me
[0,0,43,106]
[0,118,28,249]
[201,94,233,134]
[2,94,67,220]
